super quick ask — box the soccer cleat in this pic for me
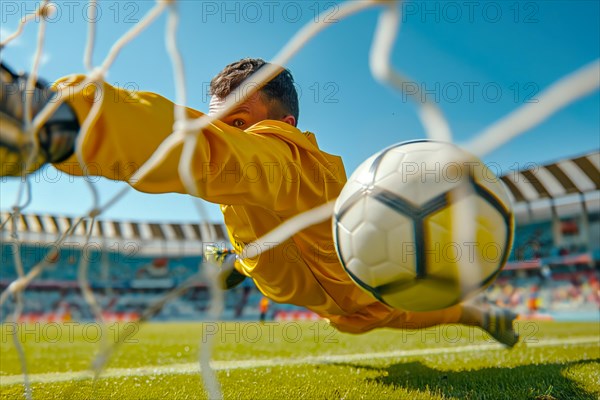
[483,307,520,348]
[204,245,246,290]
[0,62,79,176]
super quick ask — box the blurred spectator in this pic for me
[259,296,270,322]
[527,285,541,314]
[145,258,170,278]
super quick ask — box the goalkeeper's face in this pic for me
[216,92,270,130]
[210,92,296,130]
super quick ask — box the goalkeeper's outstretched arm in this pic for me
[0,68,339,213]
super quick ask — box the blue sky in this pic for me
[1,0,599,223]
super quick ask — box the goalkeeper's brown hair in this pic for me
[210,58,299,126]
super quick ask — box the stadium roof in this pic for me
[500,150,600,204]
[0,211,227,243]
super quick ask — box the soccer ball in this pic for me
[333,140,514,312]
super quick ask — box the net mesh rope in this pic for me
[1,1,599,399]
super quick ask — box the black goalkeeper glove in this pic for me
[0,62,79,176]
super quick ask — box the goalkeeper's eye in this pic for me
[232,119,245,128]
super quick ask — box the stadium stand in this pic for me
[1,151,599,322]
[496,150,600,320]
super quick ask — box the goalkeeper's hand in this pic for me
[0,62,79,177]
[204,245,247,290]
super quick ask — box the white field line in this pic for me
[1,336,598,386]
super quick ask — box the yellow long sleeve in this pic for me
[54,76,343,215]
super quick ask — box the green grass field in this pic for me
[0,320,598,399]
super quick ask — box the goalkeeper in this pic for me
[0,59,519,346]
